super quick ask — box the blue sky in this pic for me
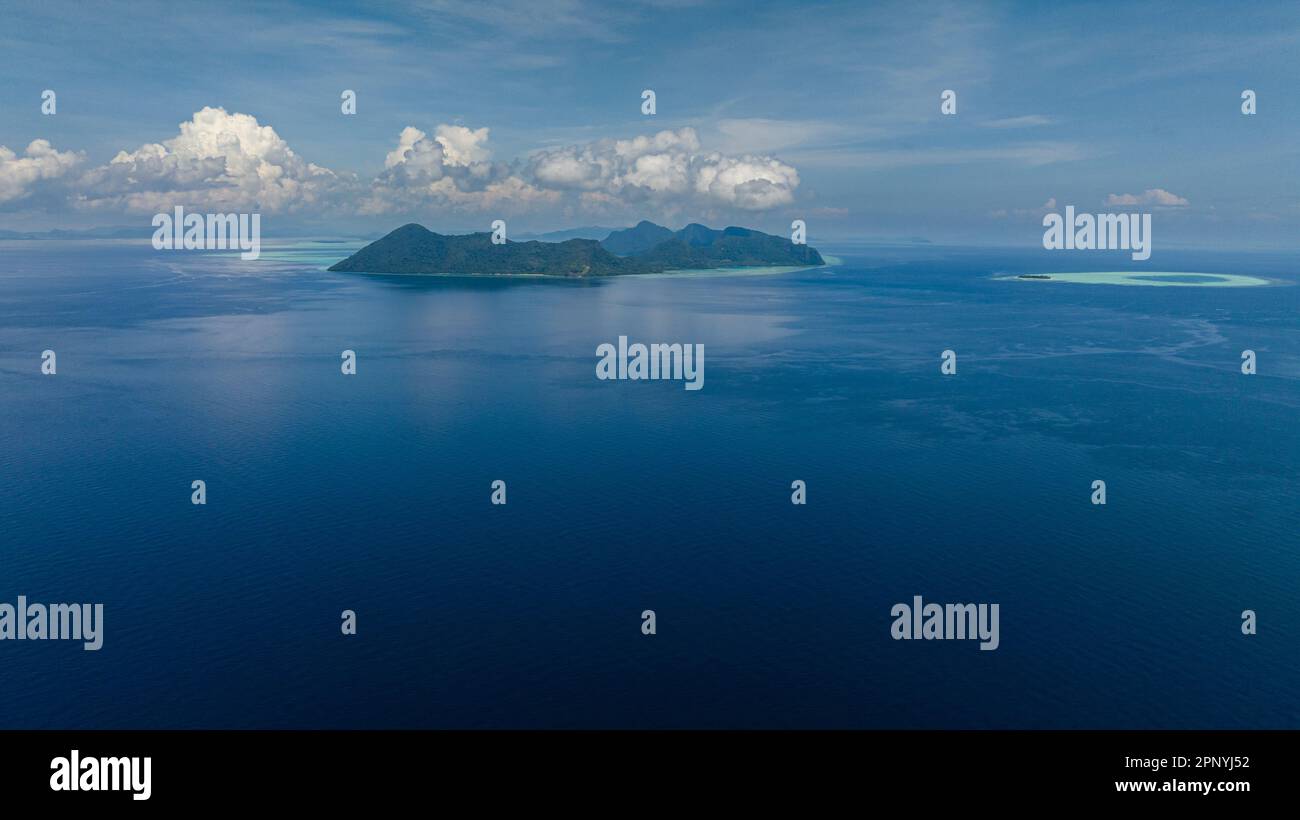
[1,0,1297,246]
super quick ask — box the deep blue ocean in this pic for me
[0,239,1296,728]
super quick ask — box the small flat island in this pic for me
[1004,271,1271,287]
[328,220,825,277]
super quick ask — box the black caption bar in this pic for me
[0,730,1282,808]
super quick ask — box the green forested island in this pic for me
[328,221,825,277]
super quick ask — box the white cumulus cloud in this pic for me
[527,127,799,210]
[1104,188,1189,207]
[433,125,492,167]
[364,125,554,214]
[77,107,345,213]
[0,140,84,204]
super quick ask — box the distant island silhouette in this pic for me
[328,221,825,277]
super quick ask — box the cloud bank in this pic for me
[0,107,803,220]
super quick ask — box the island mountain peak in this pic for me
[600,220,675,255]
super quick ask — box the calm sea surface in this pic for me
[0,239,1296,728]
